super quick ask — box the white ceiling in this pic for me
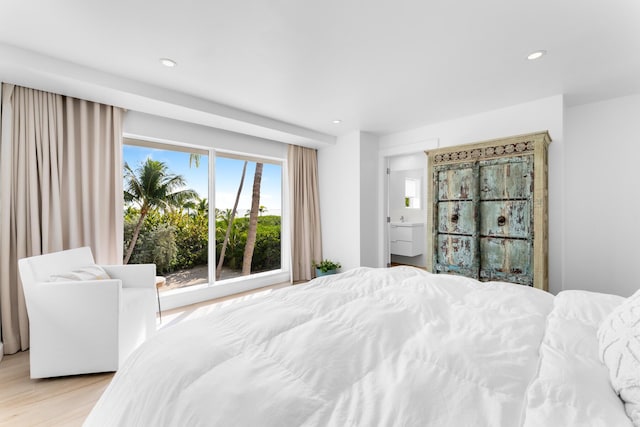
[1,0,639,140]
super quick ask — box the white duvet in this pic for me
[85,267,632,426]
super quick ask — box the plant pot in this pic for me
[316,268,337,277]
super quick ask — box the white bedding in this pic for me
[522,290,633,427]
[85,267,631,426]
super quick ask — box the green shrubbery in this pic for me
[124,208,281,274]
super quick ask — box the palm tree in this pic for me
[242,163,263,275]
[245,205,268,217]
[189,153,201,168]
[216,161,248,280]
[180,197,197,216]
[183,196,208,217]
[196,197,208,216]
[123,159,198,264]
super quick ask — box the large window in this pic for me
[123,140,283,294]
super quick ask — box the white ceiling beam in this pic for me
[0,43,336,149]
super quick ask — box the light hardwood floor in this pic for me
[0,282,290,426]
[0,352,112,426]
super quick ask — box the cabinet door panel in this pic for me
[479,201,530,238]
[435,235,478,277]
[479,159,532,200]
[437,166,476,200]
[391,241,413,257]
[390,225,412,241]
[479,237,532,284]
[438,201,476,235]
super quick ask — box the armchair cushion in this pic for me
[102,264,155,289]
[49,264,111,282]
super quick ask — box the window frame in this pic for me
[122,140,291,311]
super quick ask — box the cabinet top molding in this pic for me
[425,131,551,165]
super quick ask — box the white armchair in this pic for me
[18,247,157,378]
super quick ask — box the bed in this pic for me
[84,267,639,426]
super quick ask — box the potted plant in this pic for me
[313,259,341,277]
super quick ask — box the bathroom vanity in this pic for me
[390,222,424,257]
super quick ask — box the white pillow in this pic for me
[49,265,111,282]
[598,288,640,426]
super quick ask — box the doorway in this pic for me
[385,152,428,268]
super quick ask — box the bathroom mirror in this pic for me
[390,169,423,212]
[404,178,420,208]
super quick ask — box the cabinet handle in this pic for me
[497,215,506,226]
[451,214,459,223]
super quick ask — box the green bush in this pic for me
[169,211,208,269]
[251,222,281,272]
[124,218,177,273]
[214,216,281,272]
[125,209,281,274]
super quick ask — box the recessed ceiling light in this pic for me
[527,50,547,60]
[159,58,177,67]
[332,119,342,124]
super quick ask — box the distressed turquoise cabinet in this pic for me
[434,163,479,278]
[426,132,550,291]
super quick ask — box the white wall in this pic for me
[564,94,640,297]
[360,132,379,267]
[380,95,564,150]
[388,153,425,172]
[318,131,361,270]
[318,131,380,271]
[380,95,565,294]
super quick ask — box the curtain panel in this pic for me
[0,83,123,354]
[288,145,322,282]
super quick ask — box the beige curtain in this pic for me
[288,144,322,281]
[0,83,123,354]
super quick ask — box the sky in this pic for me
[123,145,282,215]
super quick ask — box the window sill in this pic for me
[158,269,291,311]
